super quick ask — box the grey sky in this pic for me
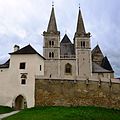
[0,0,120,77]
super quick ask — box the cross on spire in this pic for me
[47,2,58,33]
[79,3,80,9]
[52,1,54,7]
[75,5,86,36]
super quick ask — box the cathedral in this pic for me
[0,5,115,109]
[43,6,114,79]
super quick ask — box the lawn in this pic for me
[3,106,120,120]
[0,106,14,114]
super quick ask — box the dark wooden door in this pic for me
[15,95,24,110]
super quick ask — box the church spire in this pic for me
[75,6,86,36]
[47,4,58,33]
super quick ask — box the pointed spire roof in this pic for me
[47,6,58,33]
[61,34,72,44]
[75,7,86,36]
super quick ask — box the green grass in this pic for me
[3,106,120,120]
[0,106,14,114]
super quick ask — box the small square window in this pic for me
[20,62,26,69]
[21,79,26,85]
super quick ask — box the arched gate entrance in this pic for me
[14,95,27,110]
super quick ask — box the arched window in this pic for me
[49,41,54,47]
[49,41,51,46]
[81,41,83,47]
[52,41,54,46]
[52,52,54,58]
[49,52,52,58]
[81,41,85,48]
[49,52,54,58]
[83,41,85,48]
[65,63,72,74]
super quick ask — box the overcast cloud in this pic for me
[0,0,120,77]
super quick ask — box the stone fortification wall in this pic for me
[35,78,120,109]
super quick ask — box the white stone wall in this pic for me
[0,68,12,106]
[0,54,44,108]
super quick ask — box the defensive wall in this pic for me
[35,77,120,109]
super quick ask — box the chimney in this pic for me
[14,45,20,52]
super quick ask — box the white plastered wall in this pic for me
[0,54,44,108]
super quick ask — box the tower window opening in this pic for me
[49,52,54,58]
[49,52,52,58]
[49,41,54,47]
[52,41,54,46]
[83,41,85,47]
[81,41,85,48]
[52,52,54,58]
[81,41,82,47]
[49,41,51,46]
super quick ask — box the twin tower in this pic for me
[43,6,92,79]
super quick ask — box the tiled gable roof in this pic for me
[9,44,45,60]
[92,45,104,65]
[0,59,10,68]
[92,45,104,57]
[61,34,72,44]
[101,56,114,72]
[92,62,111,73]
[60,34,75,56]
[92,45,114,73]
